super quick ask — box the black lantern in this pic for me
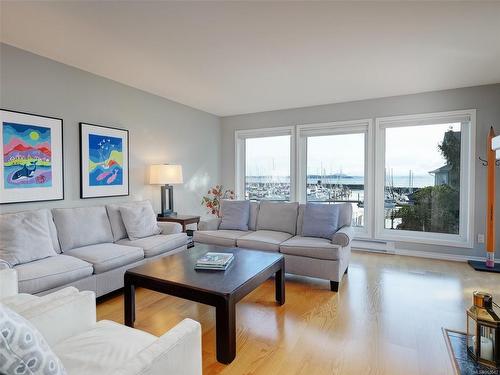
[466,291,500,368]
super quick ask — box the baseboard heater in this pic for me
[351,239,395,254]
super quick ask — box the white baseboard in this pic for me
[352,240,498,264]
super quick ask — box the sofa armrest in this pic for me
[0,268,18,299]
[0,259,12,270]
[198,217,221,231]
[110,318,202,375]
[157,221,183,235]
[21,290,97,347]
[331,225,354,247]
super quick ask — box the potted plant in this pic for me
[201,185,235,217]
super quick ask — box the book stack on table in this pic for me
[195,252,234,271]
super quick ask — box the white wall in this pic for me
[221,84,500,258]
[0,43,221,216]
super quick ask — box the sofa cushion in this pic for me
[219,200,250,231]
[117,233,187,258]
[237,230,292,252]
[53,206,114,252]
[53,320,156,375]
[44,209,62,254]
[296,204,306,235]
[0,209,58,266]
[249,202,259,231]
[14,255,93,294]
[0,304,66,375]
[256,201,299,235]
[193,230,249,247]
[280,236,342,260]
[301,203,340,239]
[64,244,144,274]
[338,202,353,228]
[106,203,129,242]
[119,201,161,241]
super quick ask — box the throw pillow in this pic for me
[256,201,299,235]
[219,200,250,231]
[119,201,161,240]
[0,210,57,266]
[0,304,66,375]
[301,203,340,240]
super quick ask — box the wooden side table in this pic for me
[157,214,200,232]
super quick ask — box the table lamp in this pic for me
[149,164,183,217]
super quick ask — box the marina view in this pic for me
[245,172,435,228]
[245,122,461,234]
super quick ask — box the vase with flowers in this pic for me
[201,185,235,217]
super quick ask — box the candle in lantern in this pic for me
[473,335,494,362]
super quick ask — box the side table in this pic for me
[157,214,200,248]
[157,214,200,232]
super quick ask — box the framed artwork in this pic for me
[0,109,64,204]
[80,122,129,198]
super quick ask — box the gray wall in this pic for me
[221,84,500,258]
[0,43,221,216]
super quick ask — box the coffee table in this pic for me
[124,244,285,364]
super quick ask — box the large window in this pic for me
[245,135,291,201]
[306,133,365,227]
[235,110,475,247]
[235,127,295,201]
[297,119,372,235]
[375,110,475,247]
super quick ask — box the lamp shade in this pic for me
[149,164,183,185]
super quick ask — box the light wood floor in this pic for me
[97,251,500,375]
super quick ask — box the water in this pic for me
[246,175,434,188]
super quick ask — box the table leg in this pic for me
[215,299,236,364]
[124,274,135,327]
[275,265,285,305]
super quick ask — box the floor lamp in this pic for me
[149,164,183,217]
[469,127,499,273]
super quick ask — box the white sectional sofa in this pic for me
[0,269,202,375]
[0,201,188,297]
[194,201,353,291]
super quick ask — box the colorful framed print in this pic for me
[0,109,64,204]
[80,122,129,198]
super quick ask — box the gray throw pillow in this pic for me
[0,304,66,375]
[219,200,250,231]
[301,203,340,240]
[0,210,57,266]
[256,201,299,235]
[119,201,161,240]
[52,206,114,252]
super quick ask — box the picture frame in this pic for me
[0,109,64,204]
[80,122,129,199]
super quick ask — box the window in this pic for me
[297,119,372,236]
[235,127,295,201]
[234,110,475,248]
[245,135,291,201]
[375,110,475,247]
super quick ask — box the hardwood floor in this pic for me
[96,251,500,374]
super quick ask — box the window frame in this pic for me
[234,126,296,201]
[374,109,476,248]
[297,119,374,238]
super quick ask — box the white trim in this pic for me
[353,244,499,264]
[234,126,296,201]
[297,119,373,238]
[374,109,476,248]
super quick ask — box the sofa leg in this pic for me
[344,267,349,275]
[330,281,339,292]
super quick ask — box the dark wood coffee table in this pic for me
[124,245,285,364]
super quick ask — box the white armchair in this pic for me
[1,269,202,375]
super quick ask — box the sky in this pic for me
[245,123,461,177]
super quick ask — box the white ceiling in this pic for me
[1,1,500,116]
